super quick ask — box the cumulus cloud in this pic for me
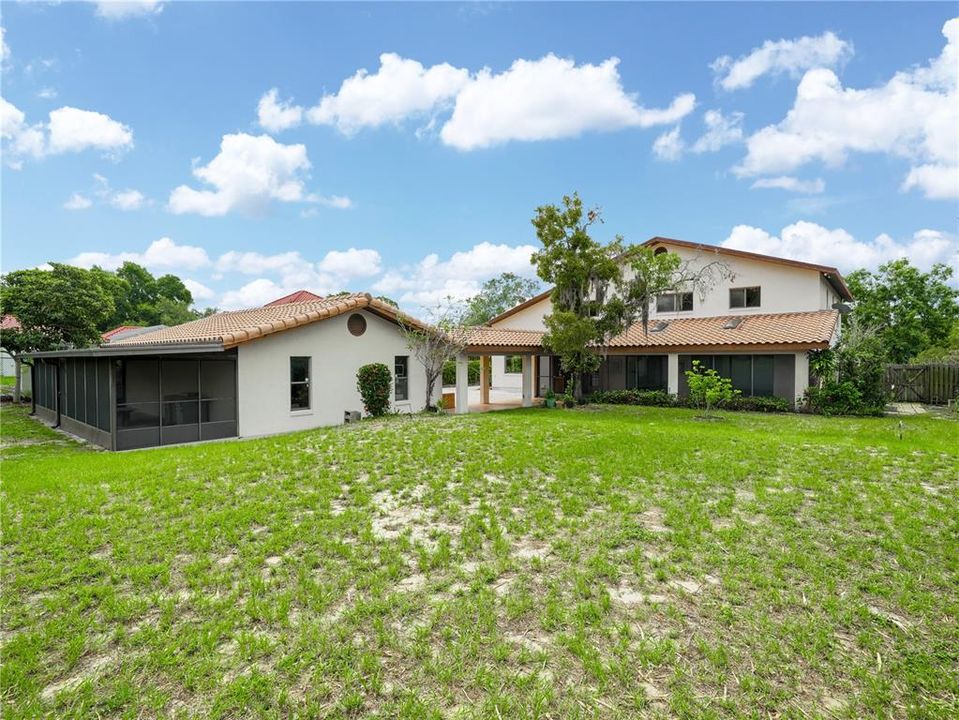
[64,193,93,210]
[183,278,215,302]
[690,110,744,153]
[70,237,211,272]
[220,278,318,310]
[372,241,538,310]
[712,31,852,91]
[257,88,304,133]
[306,53,470,134]
[722,222,958,275]
[316,248,382,277]
[750,176,825,194]
[168,133,314,216]
[108,188,146,210]
[1,27,10,64]
[441,55,695,150]
[652,126,684,161]
[735,19,958,200]
[0,98,133,166]
[93,1,164,20]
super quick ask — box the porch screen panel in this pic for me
[161,359,199,445]
[96,359,111,431]
[752,355,775,396]
[85,359,98,428]
[59,362,69,417]
[200,359,237,441]
[729,356,752,394]
[116,359,160,450]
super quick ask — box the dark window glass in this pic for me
[162,400,199,427]
[394,356,408,401]
[504,355,523,373]
[97,360,110,431]
[730,356,752,394]
[753,355,775,396]
[200,360,235,399]
[679,292,693,311]
[117,359,159,404]
[162,360,198,401]
[745,287,761,307]
[290,357,310,410]
[657,292,693,312]
[713,355,732,380]
[85,359,98,427]
[730,287,761,309]
[201,398,236,423]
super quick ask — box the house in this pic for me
[101,325,167,343]
[27,293,434,450]
[454,237,852,411]
[1,314,30,387]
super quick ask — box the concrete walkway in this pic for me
[886,402,928,415]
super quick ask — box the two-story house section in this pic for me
[458,237,852,411]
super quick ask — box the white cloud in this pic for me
[168,133,312,216]
[93,1,164,20]
[652,126,684,161]
[372,241,537,309]
[722,222,958,275]
[316,248,382,277]
[690,110,744,153]
[305,193,353,209]
[1,97,45,164]
[1,27,10,64]
[71,237,210,272]
[257,88,304,133]
[215,250,308,276]
[47,106,134,155]
[183,278,215,302]
[441,54,695,150]
[64,193,93,210]
[712,31,852,91]
[220,278,328,310]
[37,87,57,100]
[750,176,825,194]
[306,53,470,134]
[735,19,958,200]
[108,188,146,210]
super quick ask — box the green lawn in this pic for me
[1,403,957,719]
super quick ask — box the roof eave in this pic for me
[24,341,226,359]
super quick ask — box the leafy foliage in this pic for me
[685,360,739,417]
[460,273,541,326]
[531,194,627,398]
[846,259,959,364]
[589,388,791,413]
[396,300,468,410]
[804,318,889,415]
[355,363,393,417]
[442,358,481,386]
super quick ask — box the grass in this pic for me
[1,402,957,719]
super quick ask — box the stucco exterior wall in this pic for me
[490,295,553,331]
[236,309,432,437]
[491,355,523,389]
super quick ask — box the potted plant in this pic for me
[544,389,556,408]
[563,392,576,409]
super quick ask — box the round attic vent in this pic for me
[654,246,668,255]
[347,313,367,337]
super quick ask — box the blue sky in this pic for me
[1,1,957,313]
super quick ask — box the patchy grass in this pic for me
[1,403,957,719]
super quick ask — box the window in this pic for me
[730,286,761,308]
[347,313,367,337]
[394,356,409,401]
[656,292,693,312]
[504,355,523,373]
[290,356,311,411]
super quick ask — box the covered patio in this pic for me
[454,327,547,415]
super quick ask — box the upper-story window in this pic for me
[656,292,693,312]
[729,286,761,309]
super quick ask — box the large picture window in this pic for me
[730,286,761,308]
[656,292,693,312]
[394,356,409,401]
[290,356,311,411]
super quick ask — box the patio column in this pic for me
[455,352,470,414]
[521,354,533,407]
[479,355,490,405]
[794,351,810,408]
[667,353,680,395]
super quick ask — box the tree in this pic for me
[396,299,468,411]
[1,264,115,400]
[96,262,196,328]
[461,273,541,326]
[620,246,731,336]
[685,360,739,418]
[912,321,959,363]
[846,259,959,364]
[356,363,393,417]
[531,193,627,400]
[375,295,399,308]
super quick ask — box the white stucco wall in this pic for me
[490,295,553,331]
[236,309,432,437]
[491,355,524,389]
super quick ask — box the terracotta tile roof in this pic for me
[1,314,21,330]
[263,290,326,307]
[102,325,143,340]
[109,293,429,350]
[466,310,840,352]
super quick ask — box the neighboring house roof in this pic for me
[102,325,143,341]
[102,325,166,343]
[264,290,326,307]
[109,292,428,350]
[1,314,21,330]
[641,237,853,301]
[467,309,840,353]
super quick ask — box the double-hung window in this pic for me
[656,292,693,312]
[729,286,761,308]
[290,356,311,411]
[394,356,409,401]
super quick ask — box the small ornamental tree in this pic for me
[396,299,469,410]
[685,360,739,418]
[356,363,392,417]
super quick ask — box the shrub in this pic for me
[804,380,883,417]
[685,360,739,417]
[803,319,890,416]
[588,389,678,407]
[724,395,791,413]
[356,363,392,417]
[442,358,481,386]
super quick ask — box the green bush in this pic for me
[804,380,884,417]
[589,389,678,406]
[356,363,392,417]
[441,359,482,386]
[685,360,739,417]
[724,395,791,413]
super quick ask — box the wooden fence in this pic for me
[884,363,959,404]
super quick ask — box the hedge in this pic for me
[588,388,791,413]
